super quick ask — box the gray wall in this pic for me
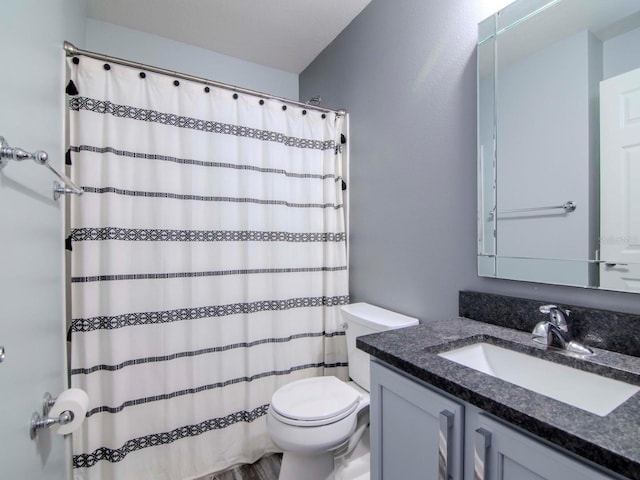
[300,0,640,322]
[0,1,86,478]
[603,26,640,80]
[86,19,299,100]
[495,30,593,285]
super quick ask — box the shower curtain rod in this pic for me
[63,42,346,117]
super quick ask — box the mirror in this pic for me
[477,0,640,294]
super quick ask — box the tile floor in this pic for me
[200,453,282,480]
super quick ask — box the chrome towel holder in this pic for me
[489,200,576,219]
[0,135,83,200]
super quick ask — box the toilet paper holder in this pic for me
[30,392,74,439]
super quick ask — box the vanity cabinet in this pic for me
[370,361,464,480]
[471,415,616,480]
[371,360,622,480]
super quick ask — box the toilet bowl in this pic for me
[267,377,370,479]
[267,303,418,480]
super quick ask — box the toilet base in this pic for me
[278,451,335,480]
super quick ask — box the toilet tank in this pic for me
[340,303,418,392]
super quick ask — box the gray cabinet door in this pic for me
[474,415,615,480]
[370,361,464,480]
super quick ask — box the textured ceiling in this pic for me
[87,0,372,74]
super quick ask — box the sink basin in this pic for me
[439,342,640,416]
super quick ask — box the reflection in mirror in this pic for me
[477,0,640,293]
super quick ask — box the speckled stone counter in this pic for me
[357,317,640,479]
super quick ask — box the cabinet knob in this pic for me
[439,410,454,480]
[474,428,492,480]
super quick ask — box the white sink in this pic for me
[438,342,640,416]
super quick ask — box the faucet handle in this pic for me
[538,304,557,314]
[539,304,570,316]
[539,305,570,333]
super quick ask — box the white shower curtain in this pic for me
[67,55,348,480]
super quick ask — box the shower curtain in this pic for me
[66,55,349,480]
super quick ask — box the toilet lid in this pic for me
[271,376,361,422]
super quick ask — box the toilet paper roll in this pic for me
[48,388,89,435]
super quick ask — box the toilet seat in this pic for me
[271,376,361,427]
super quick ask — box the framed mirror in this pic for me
[477,0,640,293]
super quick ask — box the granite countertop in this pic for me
[356,317,640,479]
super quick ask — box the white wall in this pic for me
[86,19,299,100]
[0,1,86,479]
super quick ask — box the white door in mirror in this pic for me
[600,67,640,291]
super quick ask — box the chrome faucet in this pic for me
[532,305,593,355]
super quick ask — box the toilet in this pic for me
[267,302,418,480]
